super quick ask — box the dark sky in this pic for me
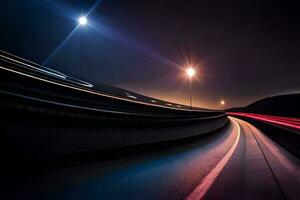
[1,0,300,109]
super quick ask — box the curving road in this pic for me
[3,117,300,200]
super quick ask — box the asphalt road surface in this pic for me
[2,117,300,200]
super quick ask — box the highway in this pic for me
[2,117,300,200]
[1,51,300,199]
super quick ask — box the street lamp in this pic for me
[78,16,87,26]
[186,67,195,109]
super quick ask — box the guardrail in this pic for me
[0,51,228,165]
[0,50,219,115]
[0,64,222,118]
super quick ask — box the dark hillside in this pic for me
[228,93,300,118]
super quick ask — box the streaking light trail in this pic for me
[227,112,300,130]
[186,118,241,200]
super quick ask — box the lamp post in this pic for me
[186,67,195,109]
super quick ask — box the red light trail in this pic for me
[227,112,300,130]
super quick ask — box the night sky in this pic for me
[1,0,300,109]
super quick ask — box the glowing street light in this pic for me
[186,67,196,109]
[187,67,195,78]
[78,16,87,26]
[220,100,225,105]
[220,100,225,110]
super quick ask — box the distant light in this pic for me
[221,100,225,105]
[78,16,87,25]
[186,67,195,78]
